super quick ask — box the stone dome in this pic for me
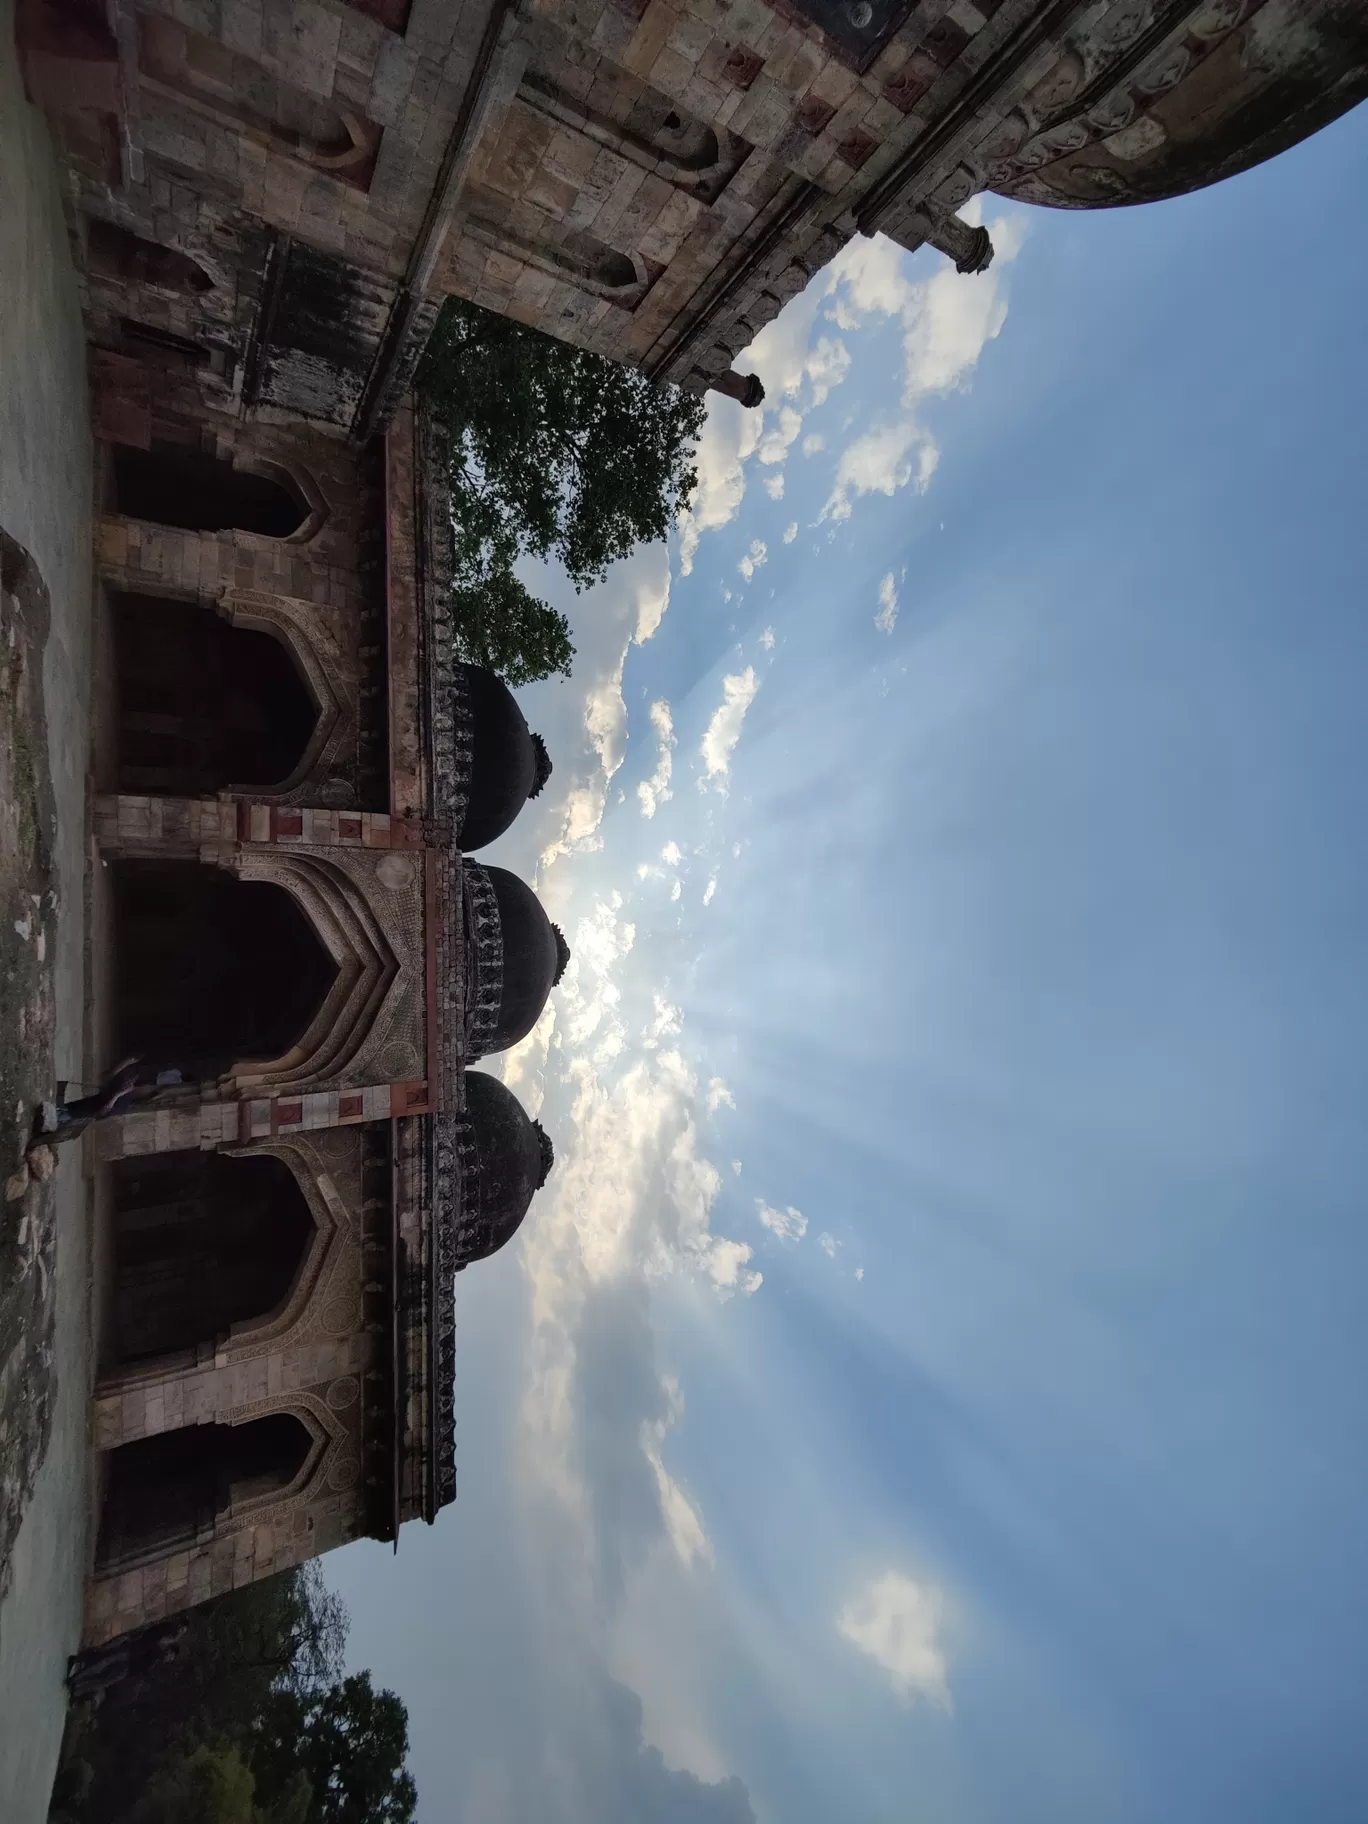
[462,861,570,1059]
[985,0,1368,214]
[453,663,553,852]
[453,1070,554,1267]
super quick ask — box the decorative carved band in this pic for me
[461,861,504,1061]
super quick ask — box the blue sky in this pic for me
[332,101,1368,1824]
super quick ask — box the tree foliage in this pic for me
[50,1570,415,1824]
[417,297,707,685]
[250,1674,416,1824]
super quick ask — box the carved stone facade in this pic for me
[87,1128,387,1643]
[23,0,1367,437]
[62,353,558,1641]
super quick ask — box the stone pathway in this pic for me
[0,2,96,1814]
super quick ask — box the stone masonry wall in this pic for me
[41,0,1047,429]
[91,361,389,804]
[32,1,1368,431]
[83,1127,391,1644]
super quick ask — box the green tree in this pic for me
[417,297,707,685]
[451,572,575,692]
[248,1673,417,1824]
[133,1745,258,1824]
[50,1572,418,1824]
[133,1745,314,1824]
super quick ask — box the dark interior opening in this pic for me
[117,317,208,365]
[97,1414,312,1570]
[86,218,213,294]
[109,1152,315,1366]
[113,592,318,795]
[110,441,308,537]
[112,861,337,1075]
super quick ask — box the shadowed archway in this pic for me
[112,861,337,1076]
[96,1414,314,1571]
[107,1152,316,1367]
[113,592,319,796]
[85,218,213,294]
[110,443,308,537]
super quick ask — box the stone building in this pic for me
[20,0,1368,437]
[70,358,569,1645]
[12,0,1367,1651]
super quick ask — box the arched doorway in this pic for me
[108,1152,315,1366]
[97,1413,313,1571]
[113,592,319,795]
[109,442,309,537]
[112,861,337,1077]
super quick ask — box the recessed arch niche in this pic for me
[85,217,214,295]
[107,1151,317,1367]
[112,591,321,797]
[96,1412,317,1571]
[109,442,312,538]
[111,859,339,1078]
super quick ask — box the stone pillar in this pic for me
[93,1081,420,1162]
[94,794,425,858]
[924,215,994,275]
[706,370,766,409]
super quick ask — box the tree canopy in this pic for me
[417,297,707,686]
[249,1674,416,1824]
[51,1568,415,1824]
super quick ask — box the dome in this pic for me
[984,0,1368,214]
[452,1071,554,1266]
[453,664,553,852]
[463,862,570,1058]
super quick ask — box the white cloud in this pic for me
[836,1572,951,1709]
[763,472,785,500]
[704,1237,763,1298]
[670,879,682,902]
[783,522,798,544]
[637,698,675,818]
[494,999,557,1116]
[527,531,691,876]
[660,841,683,868]
[818,1232,838,1258]
[819,213,1026,524]
[822,419,936,524]
[633,568,671,646]
[801,432,824,456]
[748,292,853,416]
[699,667,760,792]
[705,1078,734,1114]
[758,406,804,469]
[804,335,850,406]
[642,993,683,1049]
[854,1266,865,1281]
[737,539,767,580]
[643,1381,714,1571]
[875,572,899,635]
[759,626,775,651]
[513,882,767,1693]
[676,395,763,577]
[756,1200,807,1243]
[731,1160,741,1176]
[702,877,717,906]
